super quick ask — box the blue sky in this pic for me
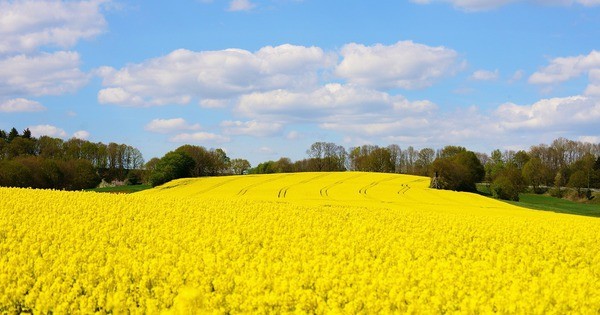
[1,0,599,165]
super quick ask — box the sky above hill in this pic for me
[1,0,599,165]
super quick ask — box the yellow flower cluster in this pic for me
[1,172,600,313]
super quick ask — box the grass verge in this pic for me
[477,184,600,218]
[87,184,152,194]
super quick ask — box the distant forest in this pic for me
[248,139,600,200]
[0,127,144,190]
[2,125,599,201]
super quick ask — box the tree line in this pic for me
[3,125,599,201]
[249,139,600,201]
[0,127,144,190]
[146,145,251,187]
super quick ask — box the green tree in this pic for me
[415,148,435,176]
[6,137,35,158]
[568,170,587,197]
[230,158,251,175]
[22,128,32,139]
[275,157,293,173]
[7,127,19,142]
[36,136,64,159]
[0,160,33,187]
[149,151,195,187]
[522,157,547,193]
[491,166,524,201]
[251,161,277,174]
[175,145,211,177]
[431,149,484,192]
[593,156,600,188]
[68,159,101,190]
[485,149,505,182]
[431,157,469,191]
[512,150,530,170]
[438,145,467,159]
[551,171,564,198]
[210,148,230,175]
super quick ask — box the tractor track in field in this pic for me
[237,174,292,196]
[397,184,411,194]
[358,176,402,200]
[192,177,245,196]
[277,173,331,199]
[319,173,366,198]
[396,178,427,195]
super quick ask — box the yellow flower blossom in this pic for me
[0,172,599,313]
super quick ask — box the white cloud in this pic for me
[97,87,144,106]
[0,51,88,97]
[236,83,436,121]
[585,69,600,96]
[411,0,599,11]
[579,136,600,144]
[494,96,600,130]
[470,69,499,81]
[72,130,90,139]
[221,120,283,137]
[145,118,201,134]
[0,0,107,54]
[28,124,68,138]
[529,51,600,91]
[97,45,335,106]
[170,132,230,143]
[335,41,462,89]
[266,92,599,150]
[200,98,229,108]
[0,98,45,112]
[228,0,256,11]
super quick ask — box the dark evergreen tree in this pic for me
[22,128,32,139]
[7,128,19,142]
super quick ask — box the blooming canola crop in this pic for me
[1,172,600,313]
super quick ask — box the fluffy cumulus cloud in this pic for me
[221,120,283,137]
[0,98,45,112]
[236,83,436,122]
[0,1,106,101]
[170,132,230,143]
[0,0,107,54]
[0,51,88,97]
[28,124,68,138]
[145,118,201,134]
[411,0,599,11]
[494,96,600,130]
[321,105,496,149]
[529,50,600,94]
[328,94,600,150]
[470,69,499,81]
[97,45,336,106]
[335,41,462,89]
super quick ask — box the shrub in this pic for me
[490,167,524,201]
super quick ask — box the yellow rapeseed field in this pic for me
[1,172,600,313]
